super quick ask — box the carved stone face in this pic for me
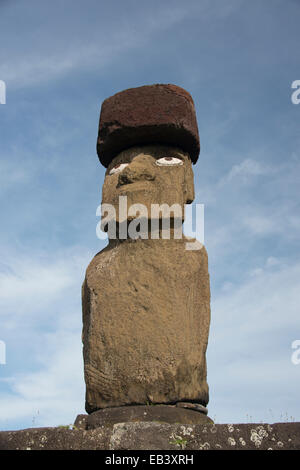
[101,145,195,223]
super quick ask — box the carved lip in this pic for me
[117,181,154,192]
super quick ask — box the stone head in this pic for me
[101,144,195,223]
[97,84,200,227]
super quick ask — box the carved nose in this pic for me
[118,158,155,186]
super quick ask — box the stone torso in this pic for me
[82,237,210,413]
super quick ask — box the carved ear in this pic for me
[184,162,195,204]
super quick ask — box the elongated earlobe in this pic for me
[184,162,195,204]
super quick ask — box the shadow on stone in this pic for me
[79,404,213,430]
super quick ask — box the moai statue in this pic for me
[82,84,211,424]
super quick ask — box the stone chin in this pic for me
[101,144,195,225]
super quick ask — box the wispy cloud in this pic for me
[0,329,85,429]
[222,158,270,183]
[0,249,90,322]
[0,247,88,430]
[1,0,299,431]
[0,157,33,193]
[208,257,300,423]
[0,0,244,89]
[198,153,300,262]
[0,4,189,88]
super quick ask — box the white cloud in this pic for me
[208,258,300,423]
[198,153,300,264]
[0,261,72,304]
[242,214,278,235]
[0,158,33,193]
[213,260,299,333]
[224,158,269,183]
[196,157,272,208]
[0,247,90,430]
[0,330,85,429]
[0,0,244,89]
[265,256,279,268]
[0,249,91,321]
[0,5,189,89]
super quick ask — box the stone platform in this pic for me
[75,404,212,430]
[0,411,299,450]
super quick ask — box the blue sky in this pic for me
[0,0,299,430]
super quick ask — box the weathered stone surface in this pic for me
[102,145,195,224]
[176,402,208,414]
[108,422,300,451]
[86,405,213,429]
[74,414,89,430]
[1,422,299,450]
[83,143,210,413]
[82,236,211,413]
[97,84,200,167]
[0,426,110,450]
[85,90,209,415]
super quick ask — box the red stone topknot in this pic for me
[97,84,200,167]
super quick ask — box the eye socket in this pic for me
[156,157,183,166]
[109,163,129,175]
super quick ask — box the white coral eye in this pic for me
[156,157,183,166]
[109,163,129,175]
